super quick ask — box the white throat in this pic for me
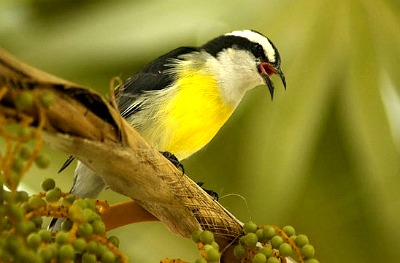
[205,49,264,107]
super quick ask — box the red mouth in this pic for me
[259,62,278,76]
[258,62,286,100]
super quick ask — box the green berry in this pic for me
[55,231,69,244]
[87,241,100,254]
[283,225,296,237]
[211,241,219,250]
[92,220,106,234]
[295,234,309,247]
[83,208,98,222]
[108,236,119,247]
[68,205,84,223]
[101,250,116,263]
[279,243,293,256]
[301,244,315,258]
[15,91,34,110]
[38,246,55,261]
[45,187,61,203]
[195,258,207,263]
[191,230,202,243]
[63,194,76,205]
[73,199,88,209]
[25,220,36,232]
[28,195,46,209]
[82,253,97,263]
[260,247,273,257]
[19,145,32,160]
[47,244,59,258]
[35,154,50,169]
[31,216,43,228]
[306,259,319,263]
[16,220,35,234]
[38,229,52,242]
[242,233,258,247]
[270,235,283,249]
[59,244,74,260]
[61,219,73,231]
[5,235,21,253]
[84,198,96,210]
[267,257,280,263]
[41,91,55,108]
[41,178,56,191]
[199,230,214,245]
[233,244,246,259]
[15,191,29,202]
[19,202,30,212]
[73,238,87,252]
[252,252,267,263]
[96,244,107,256]
[243,221,258,234]
[27,233,41,248]
[205,246,220,261]
[256,228,265,242]
[263,226,276,239]
[203,244,213,251]
[17,249,42,263]
[77,223,93,237]
[12,157,24,173]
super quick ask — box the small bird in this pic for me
[49,29,285,230]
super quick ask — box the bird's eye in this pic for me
[253,44,265,58]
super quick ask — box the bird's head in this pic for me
[202,29,285,100]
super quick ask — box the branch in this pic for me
[0,48,243,261]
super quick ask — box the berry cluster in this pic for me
[1,90,54,192]
[188,222,318,263]
[0,93,127,263]
[191,230,221,263]
[0,177,125,262]
[234,222,318,263]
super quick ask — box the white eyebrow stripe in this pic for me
[226,30,276,63]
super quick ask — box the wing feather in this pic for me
[116,46,199,118]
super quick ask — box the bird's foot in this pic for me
[197,182,219,201]
[160,151,185,174]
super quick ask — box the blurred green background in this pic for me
[1,0,399,262]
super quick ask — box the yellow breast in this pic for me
[160,69,234,159]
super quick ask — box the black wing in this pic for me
[58,47,199,173]
[116,46,199,118]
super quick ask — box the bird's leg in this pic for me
[160,151,185,174]
[196,182,219,201]
[160,152,218,200]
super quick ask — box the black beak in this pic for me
[277,68,286,90]
[263,74,275,100]
[259,62,286,100]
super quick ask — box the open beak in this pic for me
[258,62,286,99]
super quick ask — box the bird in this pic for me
[49,29,285,230]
